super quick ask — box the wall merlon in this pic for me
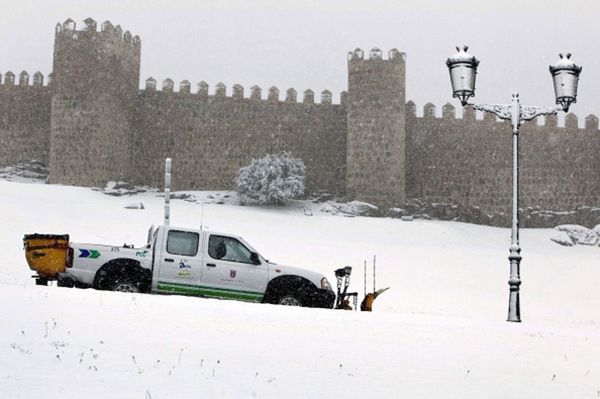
[370,47,382,60]
[463,105,476,120]
[442,102,455,119]
[545,114,558,127]
[565,112,578,129]
[162,78,174,92]
[303,89,314,104]
[286,88,297,103]
[215,82,226,97]
[101,20,114,33]
[4,71,15,85]
[348,48,364,61]
[250,85,262,100]
[180,80,191,94]
[423,102,436,118]
[233,84,244,99]
[585,114,598,130]
[198,81,209,96]
[321,90,332,104]
[268,86,279,102]
[340,91,347,106]
[145,77,157,91]
[389,48,405,62]
[83,17,97,32]
[33,71,43,86]
[19,71,29,86]
[62,18,75,31]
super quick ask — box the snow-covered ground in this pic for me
[1,179,599,398]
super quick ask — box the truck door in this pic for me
[200,234,268,302]
[155,228,204,294]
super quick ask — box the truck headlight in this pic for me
[321,277,332,290]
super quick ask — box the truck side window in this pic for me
[167,230,199,257]
[208,235,253,264]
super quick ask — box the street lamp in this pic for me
[446,46,582,323]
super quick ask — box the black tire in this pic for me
[277,293,303,306]
[108,275,140,293]
[263,276,317,307]
[94,259,151,293]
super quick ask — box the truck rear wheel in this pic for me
[94,259,151,293]
[110,279,140,293]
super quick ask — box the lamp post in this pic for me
[446,46,582,322]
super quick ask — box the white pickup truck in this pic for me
[24,225,336,308]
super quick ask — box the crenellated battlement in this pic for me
[0,70,51,88]
[406,100,599,131]
[347,47,405,62]
[55,18,141,51]
[140,77,345,105]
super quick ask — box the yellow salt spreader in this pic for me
[23,234,71,285]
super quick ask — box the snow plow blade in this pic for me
[23,234,70,279]
[360,287,390,312]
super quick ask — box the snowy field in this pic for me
[1,179,599,398]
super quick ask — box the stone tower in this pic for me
[48,18,141,186]
[346,47,406,205]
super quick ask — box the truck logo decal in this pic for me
[79,249,100,259]
[179,260,191,269]
[177,270,192,277]
[230,270,236,279]
[135,250,149,257]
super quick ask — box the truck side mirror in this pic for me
[250,252,261,265]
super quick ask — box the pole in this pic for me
[373,255,376,292]
[363,260,367,297]
[507,93,522,322]
[164,158,172,227]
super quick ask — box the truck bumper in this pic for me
[311,288,336,309]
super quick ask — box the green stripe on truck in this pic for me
[157,281,264,302]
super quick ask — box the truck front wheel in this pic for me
[277,294,302,306]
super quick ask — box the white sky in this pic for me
[1,0,599,120]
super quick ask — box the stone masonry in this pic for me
[0,18,598,227]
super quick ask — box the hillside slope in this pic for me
[1,180,599,398]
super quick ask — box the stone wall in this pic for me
[0,17,599,228]
[0,72,51,167]
[130,82,347,194]
[406,102,600,225]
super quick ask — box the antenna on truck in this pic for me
[164,158,172,226]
